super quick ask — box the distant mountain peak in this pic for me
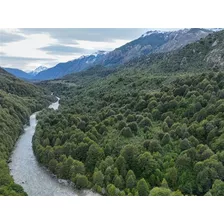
[29,66,48,76]
[78,51,108,59]
[141,30,166,38]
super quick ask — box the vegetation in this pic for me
[0,68,54,195]
[1,30,224,196]
[34,65,224,195]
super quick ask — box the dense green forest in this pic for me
[0,68,54,196]
[34,69,224,195]
[34,31,224,196]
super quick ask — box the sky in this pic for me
[0,28,178,71]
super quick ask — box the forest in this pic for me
[34,69,224,196]
[1,29,224,196]
[0,68,54,196]
[32,31,224,196]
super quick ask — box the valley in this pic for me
[0,28,224,196]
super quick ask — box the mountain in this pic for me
[61,29,224,84]
[125,29,224,73]
[3,67,32,80]
[35,28,212,80]
[29,66,48,76]
[35,51,108,80]
[102,28,212,66]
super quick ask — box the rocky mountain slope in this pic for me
[125,29,224,73]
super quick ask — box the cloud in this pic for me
[19,28,149,43]
[39,44,89,55]
[0,55,56,70]
[0,30,26,45]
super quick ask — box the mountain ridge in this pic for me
[34,28,213,80]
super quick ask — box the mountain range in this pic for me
[3,66,48,80]
[61,29,224,85]
[1,28,221,81]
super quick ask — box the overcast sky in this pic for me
[0,28,178,71]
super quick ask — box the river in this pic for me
[9,97,97,196]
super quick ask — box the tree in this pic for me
[70,160,85,176]
[126,170,136,181]
[107,184,118,196]
[61,156,74,179]
[180,138,191,150]
[176,154,191,170]
[128,122,138,133]
[161,133,171,145]
[73,142,89,162]
[113,175,124,189]
[93,170,104,187]
[150,187,172,196]
[54,137,61,146]
[43,137,50,147]
[196,167,214,194]
[149,140,162,153]
[121,145,138,170]
[143,140,151,150]
[135,99,147,111]
[161,178,169,188]
[117,121,126,130]
[139,117,152,127]
[126,174,136,189]
[86,144,105,172]
[137,178,150,196]
[165,167,178,189]
[48,159,58,173]
[126,114,135,122]
[77,120,86,131]
[137,152,157,180]
[75,174,88,189]
[120,127,133,137]
[209,179,224,196]
[115,155,127,177]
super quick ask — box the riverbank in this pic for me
[9,98,98,196]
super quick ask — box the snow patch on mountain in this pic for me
[29,66,48,75]
[92,50,108,57]
[141,30,168,38]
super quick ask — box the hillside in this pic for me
[102,28,211,66]
[34,66,224,196]
[123,29,224,73]
[0,68,54,195]
[3,67,32,80]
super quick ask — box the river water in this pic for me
[9,98,97,196]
